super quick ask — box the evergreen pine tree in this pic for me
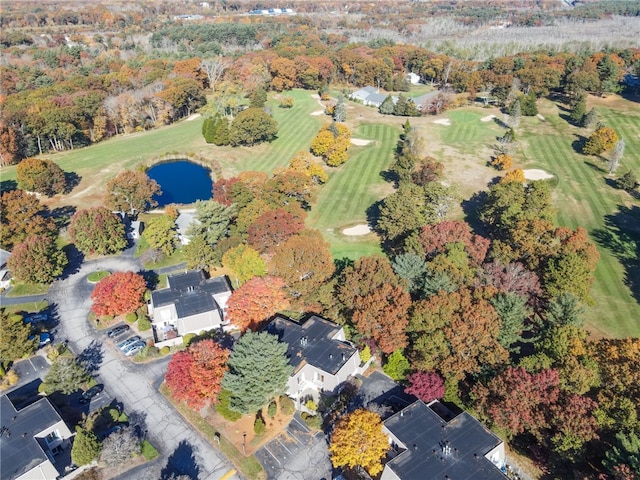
[202,117,217,143]
[569,94,587,126]
[222,332,292,414]
[71,427,102,466]
[583,107,598,128]
[379,95,395,115]
[394,94,408,116]
[521,90,538,116]
[212,118,230,146]
[617,170,638,192]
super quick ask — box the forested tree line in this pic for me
[2,10,639,164]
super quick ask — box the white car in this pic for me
[124,341,146,357]
[117,336,141,351]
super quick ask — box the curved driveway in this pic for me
[48,256,241,480]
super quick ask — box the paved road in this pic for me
[48,256,241,480]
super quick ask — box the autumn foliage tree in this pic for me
[8,235,67,284]
[0,189,57,250]
[221,244,266,286]
[583,126,619,155]
[405,371,446,403]
[269,230,335,302]
[329,409,389,476]
[90,271,147,317]
[69,207,127,256]
[165,339,229,409]
[104,170,161,215]
[226,276,290,332]
[490,154,513,171]
[16,157,67,196]
[247,208,304,253]
[310,122,351,167]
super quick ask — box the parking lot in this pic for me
[255,414,332,480]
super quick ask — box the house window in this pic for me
[315,373,324,383]
[45,431,60,444]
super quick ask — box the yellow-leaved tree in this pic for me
[328,409,389,476]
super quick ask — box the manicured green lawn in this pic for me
[228,90,325,174]
[519,100,640,338]
[308,123,399,259]
[439,110,503,155]
[6,283,49,297]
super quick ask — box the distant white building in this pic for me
[406,72,422,85]
[349,86,392,108]
[0,249,11,290]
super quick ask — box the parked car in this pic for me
[79,384,104,404]
[117,336,141,351]
[28,331,52,348]
[124,341,146,357]
[107,325,130,338]
[25,313,48,324]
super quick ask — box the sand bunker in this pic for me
[481,115,496,122]
[186,113,201,121]
[351,138,372,146]
[537,114,546,121]
[524,169,554,181]
[343,224,372,236]
[434,118,451,126]
[311,110,325,116]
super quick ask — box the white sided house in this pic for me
[265,314,365,409]
[148,270,232,343]
[349,86,390,108]
[381,400,506,480]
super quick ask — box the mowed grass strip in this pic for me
[439,110,502,154]
[520,102,640,338]
[309,123,399,259]
[226,90,325,175]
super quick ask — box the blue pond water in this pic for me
[146,160,213,206]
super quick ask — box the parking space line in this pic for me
[286,427,304,446]
[262,445,281,465]
[292,416,310,432]
[276,437,293,454]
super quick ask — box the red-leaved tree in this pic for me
[419,220,490,266]
[472,367,560,440]
[227,276,290,332]
[247,208,304,253]
[405,371,445,403]
[90,271,147,317]
[165,339,229,409]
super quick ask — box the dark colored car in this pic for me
[79,384,104,404]
[107,325,130,338]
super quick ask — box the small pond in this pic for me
[146,160,213,206]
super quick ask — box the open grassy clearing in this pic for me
[519,98,640,338]
[308,123,399,259]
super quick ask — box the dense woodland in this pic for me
[1,1,640,479]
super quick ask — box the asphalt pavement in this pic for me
[47,255,240,480]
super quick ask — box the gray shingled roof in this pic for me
[151,271,231,318]
[0,396,62,479]
[384,401,505,480]
[266,315,357,375]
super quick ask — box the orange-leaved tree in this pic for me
[90,271,147,317]
[226,276,290,332]
[165,339,229,409]
[329,409,389,476]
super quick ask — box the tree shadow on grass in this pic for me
[592,204,640,305]
[571,134,588,154]
[0,179,17,193]
[584,161,607,174]
[461,191,489,237]
[63,172,82,194]
[160,440,200,480]
[50,205,77,230]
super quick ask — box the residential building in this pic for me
[406,72,422,85]
[148,270,232,341]
[0,249,11,290]
[265,314,365,408]
[0,395,73,480]
[381,400,506,480]
[349,86,391,108]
